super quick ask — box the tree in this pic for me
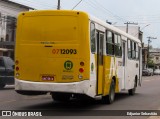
[147,58,155,69]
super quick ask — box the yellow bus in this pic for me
[15,10,142,104]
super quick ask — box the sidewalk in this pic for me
[148,116,160,119]
[148,108,160,119]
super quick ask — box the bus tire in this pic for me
[0,84,5,89]
[51,93,70,102]
[128,79,137,95]
[102,79,115,104]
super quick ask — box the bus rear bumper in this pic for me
[15,78,96,98]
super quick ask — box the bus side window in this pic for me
[136,43,139,60]
[115,34,122,57]
[90,22,96,53]
[106,31,114,55]
[132,42,136,59]
[128,39,132,59]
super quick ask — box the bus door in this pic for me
[97,31,104,95]
[121,41,126,89]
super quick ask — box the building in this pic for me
[142,44,148,69]
[0,0,34,59]
[116,26,143,42]
[150,48,160,69]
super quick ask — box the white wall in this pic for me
[116,26,140,39]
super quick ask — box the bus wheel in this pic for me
[128,80,136,95]
[102,80,115,104]
[51,93,70,102]
[0,84,5,89]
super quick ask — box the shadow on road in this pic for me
[115,92,132,101]
[22,92,138,110]
[23,98,101,110]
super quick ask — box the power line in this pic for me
[84,0,128,24]
[85,1,115,21]
[124,22,138,33]
[84,1,112,21]
[139,21,160,24]
[121,14,160,18]
[72,0,83,10]
[92,1,127,22]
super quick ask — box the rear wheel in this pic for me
[51,93,71,102]
[128,80,136,95]
[102,80,115,104]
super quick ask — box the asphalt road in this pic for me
[0,76,160,119]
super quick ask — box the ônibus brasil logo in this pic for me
[64,60,73,70]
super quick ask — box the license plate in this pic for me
[41,75,55,81]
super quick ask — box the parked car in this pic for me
[142,68,153,76]
[148,68,154,76]
[0,56,14,89]
[154,69,160,75]
[142,69,149,76]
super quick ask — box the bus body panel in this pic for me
[15,11,90,83]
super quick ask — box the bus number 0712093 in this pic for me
[52,49,77,54]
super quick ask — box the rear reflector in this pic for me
[16,73,20,77]
[79,68,84,73]
[78,74,83,79]
[80,62,84,66]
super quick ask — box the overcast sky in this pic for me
[10,0,160,48]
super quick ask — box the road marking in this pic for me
[148,116,160,119]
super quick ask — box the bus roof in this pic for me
[89,15,142,45]
[18,10,142,46]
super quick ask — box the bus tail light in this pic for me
[16,67,19,71]
[80,62,84,66]
[79,68,84,73]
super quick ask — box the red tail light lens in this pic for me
[16,67,19,71]
[79,68,84,73]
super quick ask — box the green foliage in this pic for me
[147,59,155,68]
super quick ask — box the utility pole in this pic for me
[124,22,138,33]
[57,0,60,10]
[147,36,157,68]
